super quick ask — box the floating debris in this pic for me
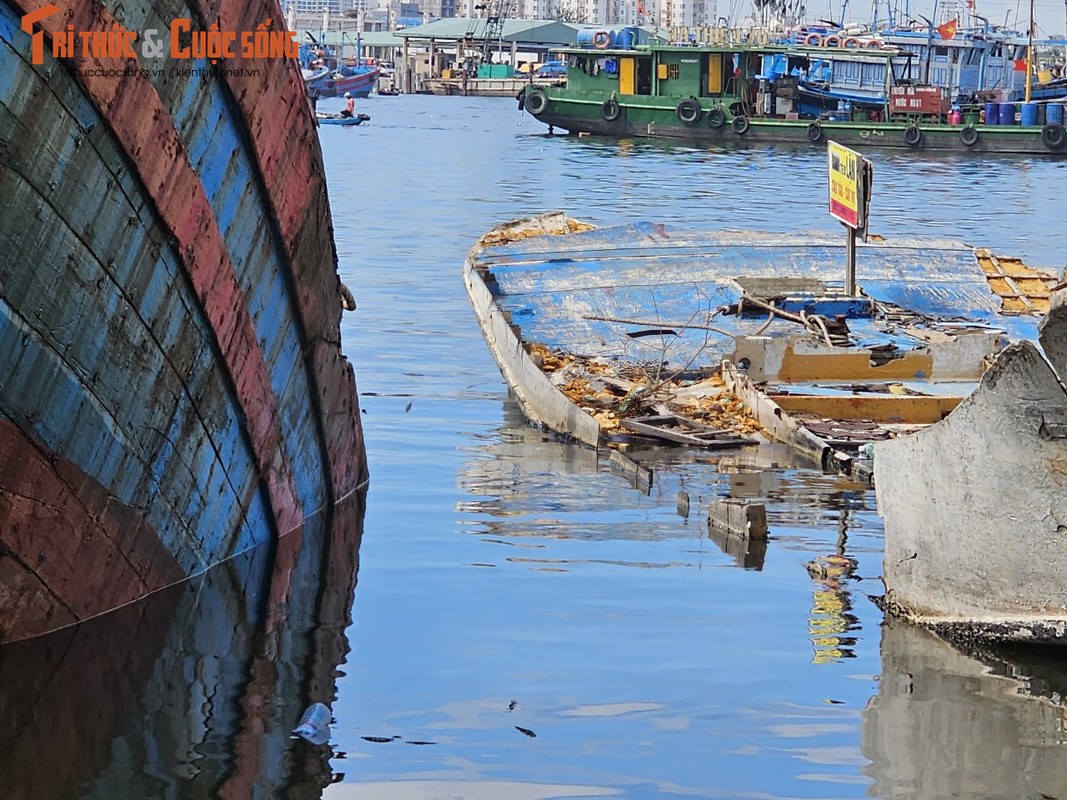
[529,343,763,442]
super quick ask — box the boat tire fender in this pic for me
[823,35,842,47]
[807,121,823,142]
[904,124,923,146]
[707,107,726,128]
[526,88,549,116]
[601,96,621,121]
[804,33,823,46]
[731,115,750,135]
[866,38,884,48]
[1042,122,1067,150]
[676,97,702,125]
[842,36,860,47]
[593,30,611,49]
[960,125,979,147]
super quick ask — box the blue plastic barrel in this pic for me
[998,102,1016,125]
[984,101,999,125]
[1021,102,1039,126]
[1048,103,1065,126]
[576,29,594,46]
[1038,103,1047,125]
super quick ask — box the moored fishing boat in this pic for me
[327,63,380,98]
[423,73,565,97]
[787,22,1047,116]
[522,29,1067,155]
[463,213,1053,464]
[0,0,368,643]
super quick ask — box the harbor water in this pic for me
[2,94,1067,800]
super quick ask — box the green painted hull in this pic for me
[528,94,1067,156]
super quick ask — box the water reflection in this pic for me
[0,493,365,800]
[863,618,1067,800]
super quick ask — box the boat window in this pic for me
[667,63,680,80]
[934,46,948,57]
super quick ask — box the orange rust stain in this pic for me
[778,347,936,383]
[771,394,962,424]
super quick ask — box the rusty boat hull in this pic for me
[0,0,367,643]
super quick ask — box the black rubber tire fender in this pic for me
[731,115,750,135]
[525,88,549,116]
[675,97,701,124]
[904,124,923,146]
[960,125,979,147]
[707,107,726,128]
[1041,122,1067,150]
[807,121,823,142]
[601,96,621,121]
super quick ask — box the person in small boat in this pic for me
[340,92,355,118]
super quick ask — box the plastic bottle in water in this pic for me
[292,702,332,745]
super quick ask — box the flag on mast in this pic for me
[937,18,958,39]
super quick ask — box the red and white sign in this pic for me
[888,85,949,115]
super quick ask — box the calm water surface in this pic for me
[3,94,1067,800]
[322,95,1067,799]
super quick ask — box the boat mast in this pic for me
[1025,0,1033,102]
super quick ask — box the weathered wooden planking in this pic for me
[621,415,758,449]
[0,0,366,642]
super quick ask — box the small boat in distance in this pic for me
[317,112,371,126]
[328,63,381,98]
[523,27,1067,155]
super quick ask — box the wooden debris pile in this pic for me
[528,343,764,441]
[475,217,595,248]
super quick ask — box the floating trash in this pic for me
[292,702,332,745]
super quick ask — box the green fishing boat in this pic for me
[520,29,1067,155]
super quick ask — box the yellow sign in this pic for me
[827,141,863,228]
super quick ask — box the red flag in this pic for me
[1013,58,1029,71]
[937,18,958,39]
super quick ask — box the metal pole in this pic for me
[845,224,857,296]
[1025,0,1034,103]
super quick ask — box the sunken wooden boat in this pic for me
[463,213,1053,469]
[873,283,1067,644]
[0,0,367,643]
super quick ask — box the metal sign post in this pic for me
[827,141,873,296]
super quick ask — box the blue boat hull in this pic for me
[0,0,368,642]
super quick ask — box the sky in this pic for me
[821,0,1067,36]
